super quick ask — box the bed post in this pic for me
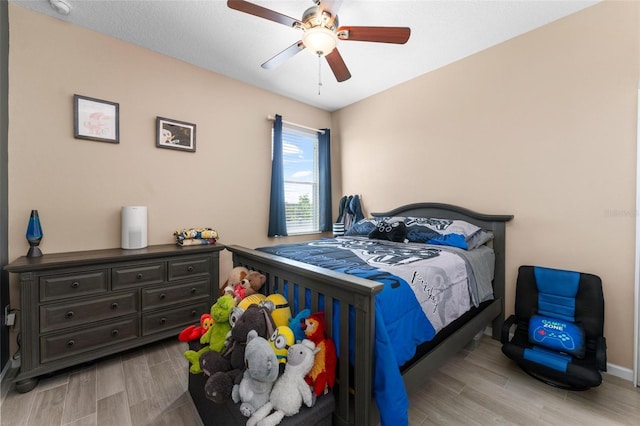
[491,220,508,339]
[351,292,376,426]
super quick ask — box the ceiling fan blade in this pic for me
[325,48,351,82]
[261,41,306,70]
[227,0,301,28]
[337,26,411,44]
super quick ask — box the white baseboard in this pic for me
[605,362,634,382]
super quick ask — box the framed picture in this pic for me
[156,117,196,152]
[73,94,119,143]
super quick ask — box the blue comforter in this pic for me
[258,237,487,426]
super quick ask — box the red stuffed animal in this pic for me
[302,311,337,396]
[178,313,213,342]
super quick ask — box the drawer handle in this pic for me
[159,293,166,300]
[67,340,75,347]
[187,266,194,273]
[191,310,197,317]
[111,329,119,337]
[136,273,143,280]
[111,302,119,310]
[71,281,80,289]
[190,287,197,294]
[65,311,75,319]
[160,317,167,325]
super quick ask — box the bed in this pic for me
[224,202,513,425]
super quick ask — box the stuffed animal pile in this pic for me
[201,303,276,403]
[179,267,337,423]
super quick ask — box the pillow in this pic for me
[528,315,586,358]
[403,217,482,249]
[368,221,407,242]
[344,218,377,236]
[404,221,441,244]
[344,217,404,237]
[466,230,494,250]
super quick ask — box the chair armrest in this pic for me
[501,314,517,344]
[596,336,607,371]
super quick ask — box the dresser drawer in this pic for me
[40,291,138,333]
[142,302,209,336]
[141,279,210,311]
[112,262,165,289]
[39,270,108,302]
[40,316,139,364]
[168,256,211,281]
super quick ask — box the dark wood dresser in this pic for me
[4,243,224,392]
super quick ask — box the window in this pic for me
[268,114,331,238]
[279,125,320,234]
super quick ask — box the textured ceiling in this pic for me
[11,0,599,111]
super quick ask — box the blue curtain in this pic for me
[268,115,288,237]
[319,128,332,232]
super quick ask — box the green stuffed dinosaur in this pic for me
[184,294,235,374]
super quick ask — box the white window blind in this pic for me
[281,125,320,234]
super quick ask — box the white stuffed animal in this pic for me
[232,330,279,417]
[247,339,319,426]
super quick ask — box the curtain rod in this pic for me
[266,115,326,134]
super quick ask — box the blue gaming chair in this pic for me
[501,265,607,390]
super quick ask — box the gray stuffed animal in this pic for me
[232,329,279,417]
[247,339,319,426]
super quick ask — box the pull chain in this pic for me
[317,53,323,95]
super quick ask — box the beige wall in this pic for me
[7,4,334,258]
[7,5,334,351]
[334,0,639,369]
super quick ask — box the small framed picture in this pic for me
[73,94,119,143]
[156,117,196,152]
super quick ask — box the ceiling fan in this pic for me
[227,0,411,82]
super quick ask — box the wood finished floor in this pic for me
[1,335,639,425]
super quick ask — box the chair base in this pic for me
[519,364,590,391]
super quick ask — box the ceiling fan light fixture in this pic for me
[302,26,337,56]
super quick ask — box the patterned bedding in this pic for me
[257,236,495,425]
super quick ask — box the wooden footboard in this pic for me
[226,244,382,426]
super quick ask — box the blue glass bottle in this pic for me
[26,209,43,257]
